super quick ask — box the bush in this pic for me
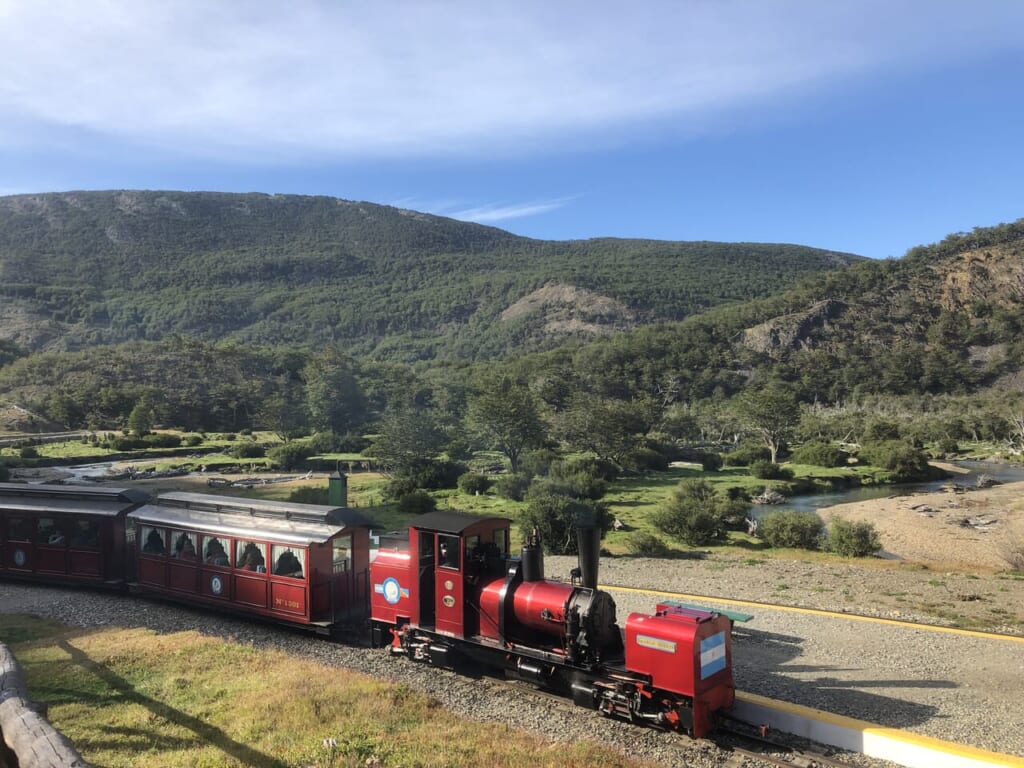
[546,461,608,500]
[561,456,619,482]
[457,472,493,495]
[759,511,824,549]
[722,443,770,467]
[790,441,847,468]
[288,487,328,505]
[749,460,793,480]
[142,433,182,449]
[626,532,670,557]
[621,447,670,472]
[232,442,266,459]
[826,518,882,557]
[397,491,437,516]
[519,490,612,555]
[652,479,746,546]
[18,446,39,459]
[494,473,530,501]
[518,448,558,479]
[937,437,959,455]
[267,442,314,471]
[183,434,204,447]
[857,440,931,481]
[700,452,723,472]
[0,461,8,482]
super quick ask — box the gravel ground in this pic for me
[0,582,898,768]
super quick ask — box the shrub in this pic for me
[561,456,619,482]
[722,443,770,467]
[18,446,39,459]
[267,441,314,471]
[546,461,608,500]
[519,490,612,555]
[790,441,847,468]
[223,433,237,442]
[307,431,341,454]
[518,448,559,479]
[232,442,266,459]
[183,434,204,447]
[937,437,959,455]
[397,491,437,516]
[700,452,723,472]
[494,473,530,501]
[457,472,493,495]
[857,440,931,481]
[759,511,824,549]
[0,461,8,482]
[652,479,744,546]
[826,518,882,557]
[336,433,372,453]
[621,447,670,472]
[626,532,670,557]
[749,460,793,480]
[142,433,182,449]
[288,487,328,505]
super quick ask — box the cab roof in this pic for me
[409,510,510,535]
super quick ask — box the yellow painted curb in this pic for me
[602,584,1024,643]
[734,691,1024,768]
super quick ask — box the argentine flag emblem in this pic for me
[699,631,727,679]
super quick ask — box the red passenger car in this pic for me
[128,492,372,631]
[0,483,147,585]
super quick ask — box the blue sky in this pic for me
[2,1,1023,259]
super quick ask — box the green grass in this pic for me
[4,616,657,768]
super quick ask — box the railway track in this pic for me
[494,676,869,767]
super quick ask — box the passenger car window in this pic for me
[8,517,33,542]
[38,518,65,546]
[203,536,230,566]
[71,520,100,548]
[141,526,166,555]
[171,531,198,560]
[272,545,306,578]
[333,535,351,573]
[236,540,267,572]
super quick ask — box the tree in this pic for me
[303,348,367,435]
[467,375,546,473]
[734,386,800,463]
[127,397,155,437]
[555,395,647,463]
[258,385,308,441]
[370,405,447,477]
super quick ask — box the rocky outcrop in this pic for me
[741,299,844,357]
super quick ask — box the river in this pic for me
[770,459,1024,516]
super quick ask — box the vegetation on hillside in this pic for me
[0,191,862,362]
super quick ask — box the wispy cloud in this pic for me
[1,2,1022,162]
[448,198,575,223]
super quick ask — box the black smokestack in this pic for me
[521,527,545,582]
[575,509,600,590]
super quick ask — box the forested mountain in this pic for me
[3,189,1021,444]
[0,190,861,362]
[501,220,1024,409]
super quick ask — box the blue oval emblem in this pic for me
[210,575,223,595]
[382,577,402,605]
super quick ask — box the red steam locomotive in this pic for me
[370,510,735,737]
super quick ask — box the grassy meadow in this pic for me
[0,615,657,768]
